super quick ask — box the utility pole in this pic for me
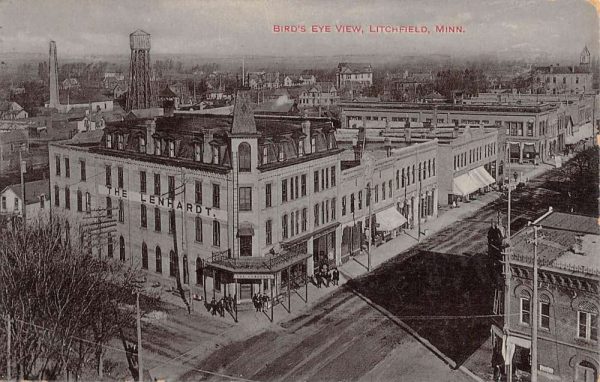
[367,184,372,272]
[418,177,422,243]
[530,224,541,382]
[6,315,11,380]
[136,292,143,382]
[19,150,26,225]
[504,143,513,382]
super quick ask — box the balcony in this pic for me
[208,248,312,274]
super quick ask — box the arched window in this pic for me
[238,142,251,172]
[169,250,178,277]
[155,246,162,273]
[141,242,148,269]
[119,236,125,262]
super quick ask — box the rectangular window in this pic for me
[325,200,329,222]
[375,185,379,203]
[301,208,307,232]
[388,180,392,198]
[520,297,531,325]
[64,158,70,178]
[80,160,86,181]
[195,181,202,204]
[213,221,220,247]
[331,198,336,220]
[321,169,326,190]
[282,214,288,239]
[77,191,82,212]
[382,183,386,200]
[154,174,160,196]
[358,190,363,210]
[64,187,70,210]
[290,211,295,236]
[314,204,319,227]
[396,170,400,189]
[265,183,272,208]
[540,302,550,330]
[265,219,272,245]
[578,311,598,341]
[281,179,288,203]
[350,193,355,213]
[212,184,220,208]
[401,169,405,187]
[154,207,161,232]
[140,171,147,194]
[55,155,61,176]
[106,197,112,218]
[105,166,111,187]
[54,186,60,207]
[301,174,307,196]
[239,187,252,211]
[168,211,175,234]
[195,216,203,242]
[168,176,175,199]
[85,192,90,213]
[314,171,319,192]
[118,199,124,223]
[118,167,124,189]
[289,177,294,200]
[342,196,347,216]
[141,205,147,228]
[295,176,299,199]
[331,166,336,187]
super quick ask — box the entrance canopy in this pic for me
[237,222,255,237]
[376,206,407,231]
[469,166,495,188]
[453,173,481,196]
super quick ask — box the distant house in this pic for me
[104,72,125,81]
[0,179,50,222]
[299,74,317,86]
[0,129,29,174]
[299,82,339,108]
[112,83,127,99]
[44,90,114,113]
[61,78,80,90]
[336,63,373,89]
[283,75,303,87]
[0,101,28,120]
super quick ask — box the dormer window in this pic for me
[311,137,316,153]
[278,146,284,162]
[139,136,146,153]
[194,143,202,162]
[262,146,268,165]
[154,138,161,155]
[117,134,124,150]
[106,134,112,148]
[212,146,219,164]
[168,141,175,158]
[298,140,304,157]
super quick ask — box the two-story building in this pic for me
[299,82,339,108]
[48,92,343,310]
[491,210,599,382]
[336,63,373,89]
[0,179,50,223]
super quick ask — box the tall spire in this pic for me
[231,91,257,136]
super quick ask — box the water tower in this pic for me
[126,30,153,110]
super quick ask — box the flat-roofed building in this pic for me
[491,210,600,382]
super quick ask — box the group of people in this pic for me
[206,296,234,317]
[314,266,339,288]
[252,293,270,312]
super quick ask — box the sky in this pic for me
[0,0,598,61]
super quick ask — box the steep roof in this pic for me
[3,179,49,205]
[231,91,257,136]
[338,63,372,73]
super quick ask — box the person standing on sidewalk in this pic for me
[332,268,339,286]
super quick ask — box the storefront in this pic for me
[341,221,362,263]
[204,247,312,322]
[312,223,338,268]
[450,172,481,204]
[375,205,408,242]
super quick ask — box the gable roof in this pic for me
[338,63,372,73]
[2,179,50,205]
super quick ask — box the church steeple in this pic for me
[580,45,591,66]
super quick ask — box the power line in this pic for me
[3,317,257,382]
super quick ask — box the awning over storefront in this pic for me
[376,206,407,231]
[502,334,531,365]
[565,122,594,145]
[452,173,481,196]
[469,167,495,188]
[237,222,255,237]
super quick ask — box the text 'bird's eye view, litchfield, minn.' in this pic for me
[0,0,599,381]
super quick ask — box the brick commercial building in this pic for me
[491,210,599,382]
[338,136,438,263]
[49,92,344,309]
[340,101,566,164]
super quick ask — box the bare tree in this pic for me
[0,215,148,381]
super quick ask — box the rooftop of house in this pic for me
[338,63,373,73]
[2,179,49,205]
[510,211,600,277]
[533,65,591,75]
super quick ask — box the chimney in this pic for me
[384,117,390,133]
[453,121,459,138]
[203,129,214,162]
[48,41,59,109]
[384,137,392,157]
[301,119,311,154]
[145,119,156,154]
[404,119,411,142]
